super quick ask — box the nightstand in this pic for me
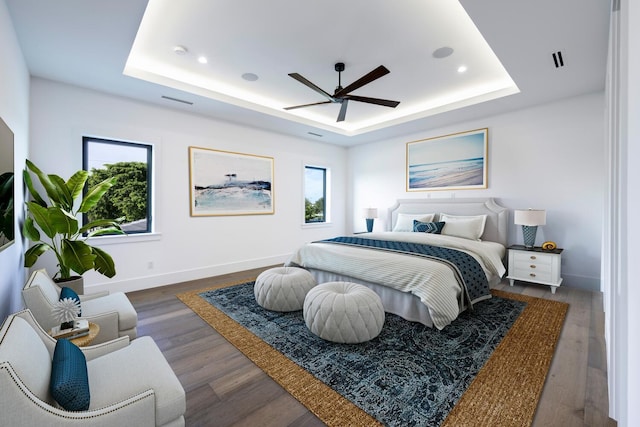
[506,245,563,293]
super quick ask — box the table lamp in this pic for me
[514,208,546,249]
[364,208,378,232]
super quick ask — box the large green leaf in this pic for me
[26,202,57,239]
[60,239,96,277]
[92,246,117,278]
[66,170,88,203]
[80,218,124,236]
[24,243,50,267]
[86,227,125,238]
[22,216,41,242]
[48,174,73,211]
[23,168,47,207]
[79,177,116,213]
[26,159,64,206]
[49,208,79,237]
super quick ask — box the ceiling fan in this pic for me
[284,62,400,122]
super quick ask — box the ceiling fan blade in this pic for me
[337,99,349,122]
[334,65,390,97]
[284,100,333,111]
[288,73,334,101]
[343,95,400,108]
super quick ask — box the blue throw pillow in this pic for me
[50,339,90,411]
[413,220,445,234]
[60,286,81,316]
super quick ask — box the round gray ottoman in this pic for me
[254,266,316,312]
[303,282,385,343]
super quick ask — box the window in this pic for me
[82,137,153,234]
[304,165,329,223]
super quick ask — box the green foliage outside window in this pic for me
[305,197,325,223]
[86,162,147,224]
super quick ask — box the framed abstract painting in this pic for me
[406,128,488,192]
[189,146,274,216]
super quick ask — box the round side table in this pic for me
[70,322,100,347]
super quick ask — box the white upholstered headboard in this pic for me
[387,198,509,246]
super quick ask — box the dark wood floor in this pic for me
[126,267,614,426]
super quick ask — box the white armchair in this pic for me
[22,269,137,344]
[0,309,185,426]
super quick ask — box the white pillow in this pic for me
[393,213,435,232]
[440,213,487,241]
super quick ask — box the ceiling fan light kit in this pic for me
[285,62,400,122]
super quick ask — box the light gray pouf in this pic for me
[303,282,385,343]
[254,266,316,312]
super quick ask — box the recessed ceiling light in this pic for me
[432,46,454,59]
[173,45,188,55]
[242,73,259,82]
[457,65,468,73]
[197,56,208,64]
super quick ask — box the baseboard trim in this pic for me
[84,259,602,295]
[558,273,601,292]
[85,254,290,294]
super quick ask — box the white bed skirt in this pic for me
[307,268,434,328]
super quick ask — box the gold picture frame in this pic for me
[406,128,488,192]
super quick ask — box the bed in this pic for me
[285,198,509,329]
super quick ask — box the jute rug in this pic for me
[178,280,568,427]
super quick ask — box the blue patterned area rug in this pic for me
[178,281,568,427]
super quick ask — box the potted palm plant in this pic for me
[23,159,124,293]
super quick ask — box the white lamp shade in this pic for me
[364,208,378,219]
[514,209,546,226]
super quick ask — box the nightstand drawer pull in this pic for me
[530,264,536,268]
[530,255,537,260]
[529,273,536,277]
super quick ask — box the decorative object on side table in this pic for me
[506,245,563,293]
[364,208,378,232]
[51,297,82,331]
[69,322,100,347]
[50,319,92,341]
[514,208,546,249]
[542,240,557,251]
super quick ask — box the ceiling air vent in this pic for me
[161,95,193,105]
[552,51,565,68]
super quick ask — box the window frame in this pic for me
[303,164,331,225]
[82,136,153,235]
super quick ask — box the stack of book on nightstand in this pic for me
[50,319,90,339]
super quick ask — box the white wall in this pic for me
[607,1,640,425]
[0,0,29,320]
[622,0,640,421]
[28,78,347,293]
[348,92,605,292]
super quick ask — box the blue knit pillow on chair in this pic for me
[413,220,445,234]
[60,286,81,316]
[50,339,90,411]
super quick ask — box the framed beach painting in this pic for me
[189,146,274,216]
[406,128,488,192]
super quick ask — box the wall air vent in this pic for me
[161,95,193,105]
[552,51,565,68]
